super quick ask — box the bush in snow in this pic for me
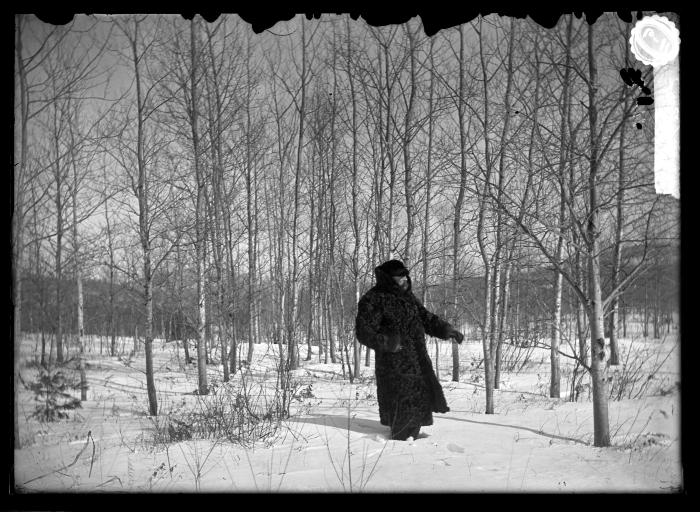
[150,367,309,447]
[22,365,82,422]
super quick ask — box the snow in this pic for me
[13,334,682,493]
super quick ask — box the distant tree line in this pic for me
[20,239,678,348]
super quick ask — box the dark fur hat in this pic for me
[377,259,410,277]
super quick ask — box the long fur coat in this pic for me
[355,261,454,438]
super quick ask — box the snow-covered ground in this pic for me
[13,332,682,493]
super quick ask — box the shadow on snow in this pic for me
[439,414,589,445]
[286,414,389,437]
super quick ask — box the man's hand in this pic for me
[379,333,402,353]
[447,328,464,344]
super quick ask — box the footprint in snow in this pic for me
[447,443,465,453]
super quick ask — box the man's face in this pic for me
[393,274,409,291]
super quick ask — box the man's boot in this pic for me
[391,424,420,441]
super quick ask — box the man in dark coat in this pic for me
[355,259,464,441]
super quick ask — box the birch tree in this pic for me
[68,103,87,400]
[549,15,574,397]
[265,36,296,362]
[243,29,260,365]
[344,16,362,378]
[109,16,176,415]
[202,18,243,382]
[188,17,208,394]
[48,95,71,364]
[420,38,435,306]
[371,26,400,259]
[400,21,419,265]
[583,20,612,446]
[491,18,522,391]
[452,24,470,383]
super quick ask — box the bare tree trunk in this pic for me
[494,261,512,389]
[143,259,157,415]
[210,92,230,381]
[422,37,437,377]
[277,188,287,367]
[69,112,87,401]
[489,251,502,387]
[53,100,66,364]
[319,287,327,364]
[368,42,388,262]
[211,126,229,378]
[315,267,324,363]
[421,37,436,307]
[551,242,564,398]
[402,22,418,265]
[491,18,516,391]
[288,17,309,371]
[244,33,258,366]
[608,21,632,365]
[188,19,208,395]
[204,236,213,365]
[201,22,228,379]
[29,188,47,367]
[574,250,589,367]
[346,18,362,378]
[327,286,337,364]
[226,230,238,375]
[586,21,610,447]
[267,53,288,368]
[37,247,48,366]
[451,24,470,384]
[572,106,588,370]
[476,18,494,411]
[133,322,139,354]
[104,179,117,357]
[361,73,384,368]
[439,234,450,378]
[653,262,661,339]
[377,29,398,258]
[643,284,649,338]
[551,18,573,397]
[126,18,158,416]
[305,169,316,362]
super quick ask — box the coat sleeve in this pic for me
[355,294,390,351]
[413,297,453,339]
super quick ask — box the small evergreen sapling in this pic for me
[24,366,82,422]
